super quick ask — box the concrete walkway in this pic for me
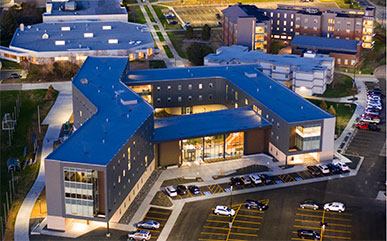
[13,83,73,241]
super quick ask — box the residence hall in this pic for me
[45,56,335,231]
[222,4,375,51]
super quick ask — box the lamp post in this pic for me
[229,185,233,229]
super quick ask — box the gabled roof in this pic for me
[46,57,153,166]
[291,35,360,53]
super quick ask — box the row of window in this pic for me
[155,94,213,104]
[268,12,294,19]
[157,82,214,92]
[336,58,356,65]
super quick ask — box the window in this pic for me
[145,156,148,166]
[188,96,192,101]
[209,94,213,100]
[328,26,334,31]
[168,85,171,90]
[108,39,118,44]
[178,96,182,102]
[337,58,341,64]
[79,111,83,117]
[284,13,287,18]
[290,21,293,26]
[344,59,348,65]
[351,60,356,65]
[284,20,287,25]
[188,84,192,90]
[55,40,65,46]
[167,97,171,102]
[178,85,182,90]
[295,24,300,28]
[157,86,161,91]
[235,91,238,100]
[277,20,280,25]
[118,176,121,183]
[283,28,287,31]
[313,27,317,31]
[199,95,202,101]
[156,98,161,103]
[198,83,203,89]
[291,14,294,19]
[304,26,308,30]
[209,83,213,88]
[270,12,273,17]
[313,19,318,24]
[277,13,280,18]
[346,29,350,33]
[304,18,308,23]
[245,99,248,105]
[328,19,334,24]
[123,170,125,177]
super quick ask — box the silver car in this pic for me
[137,220,160,230]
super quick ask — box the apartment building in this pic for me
[222,5,271,52]
[45,56,334,231]
[222,4,375,50]
[204,45,335,96]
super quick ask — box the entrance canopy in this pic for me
[153,107,271,143]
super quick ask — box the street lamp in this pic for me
[229,185,233,229]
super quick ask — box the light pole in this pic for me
[229,185,233,229]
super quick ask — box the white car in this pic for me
[360,117,380,124]
[249,173,262,184]
[332,160,350,172]
[317,165,330,174]
[324,202,345,212]
[165,186,177,197]
[213,206,235,216]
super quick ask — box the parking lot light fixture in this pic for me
[229,185,233,228]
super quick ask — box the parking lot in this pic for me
[198,200,269,241]
[290,208,353,240]
[139,207,172,240]
[173,5,223,27]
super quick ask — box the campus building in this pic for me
[204,45,335,96]
[43,0,128,23]
[45,56,335,231]
[222,4,375,50]
[0,21,154,64]
[291,35,361,67]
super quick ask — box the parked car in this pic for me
[367,104,382,110]
[188,185,200,195]
[128,230,151,240]
[240,175,252,185]
[323,202,345,212]
[365,109,380,116]
[9,73,21,79]
[361,113,380,120]
[249,173,262,184]
[307,166,321,176]
[297,230,320,240]
[300,200,319,210]
[332,159,350,172]
[245,199,268,210]
[258,174,272,184]
[230,177,243,186]
[169,21,178,25]
[137,220,160,230]
[368,124,381,132]
[165,13,175,19]
[215,13,221,19]
[316,164,330,174]
[327,163,341,174]
[175,185,187,195]
[360,117,380,124]
[165,186,177,197]
[214,205,235,216]
[356,122,369,129]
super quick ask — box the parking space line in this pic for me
[144,216,167,221]
[228,239,250,241]
[148,210,170,215]
[234,220,261,225]
[204,226,230,231]
[200,232,227,236]
[206,219,229,224]
[296,213,352,221]
[328,223,352,227]
[294,219,320,224]
[177,195,182,199]
[209,214,229,218]
[226,204,242,241]
[297,208,352,216]
[320,209,326,241]
[323,235,351,239]
[187,190,193,198]
[229,232,258,237]
[198,238,226,241]
[232,226,259,231]
[236,214,263,219]
[150,236,157,239]
[138,228,161,233]
[239,209,264,214]
[294,225,351,233]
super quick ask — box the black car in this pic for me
[258,174,272,184]
[307,166,321,176]
[297,230,320,240]
[230,177,243,186]
[9,73,21,79]
[245,199,268,210]
[188,185,200,195]
[215,13,221,19]
[326,163,341,174]
[300,200,319,210]
[169,21,178,25]
[175,185,187,195]
[368,124,381,131]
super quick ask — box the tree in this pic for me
[201,24,211,41]
[186,42,213,66]
[319,100,328,111]
[185,26,194,39]
[328,105,336,116]
[0,9,18,46]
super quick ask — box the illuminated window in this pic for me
[284,20,287,25]
[178,96,182,102]
[337,58,341,64]
[344,59,348,65]
[123,170,125,177]
[198,83,203,89]
[118,176,121,183]
[235,91,238,100]
[79,111,82,117]
[284,13,287,18]
[54,56,69,61]
[178,85,182,90]
[168,85,171,90]
[145,156,148,166]
[188,84,192,90]
[245,99,248,105]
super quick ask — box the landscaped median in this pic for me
[163,45,174,58]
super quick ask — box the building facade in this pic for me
[204,45,335,96]
[222,4,375,50]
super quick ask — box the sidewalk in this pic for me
[14,84,73,241]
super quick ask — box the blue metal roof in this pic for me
[10,22,153,53]
[126,65,333,123]
[153,107,271,142]
[46,57,153,166]
[291,35,360,53]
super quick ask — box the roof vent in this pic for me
[120,99,138,106]
[61,26,71,31]
[109,66,112,70]
[106,118,109,123]
[36,28,40,31]
[27,25,31,29]
[102,139,105,144]
[80,78,88,84]
[256,88,259,92]
[126,114,130,118]
[55,40,65,46]
[269,85,272,89]
[112,85,114,89]
[102,25,111,30]
[84,33,94,38]
[42,33,49,39]
[244,72,257,78]
[96,66,99,70]
[301,106,304,110]
[98,89,100,93]
[108,39,118,44]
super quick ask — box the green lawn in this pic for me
[149,60,167,68]
[166,31,187,58]
[0,89,57,225]
[157,32,165,41]
[123,0,138,4]
[307,99,355,137]
[152,5,182,30]
[154,25,160,30]
[144,5,156,22]
[317,74,355,98]
[1,60,21,70]
[127,6,146,24]
[163,45,174,58]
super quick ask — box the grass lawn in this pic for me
[149,60,167,68]
[167,31,187,58]
[307,99,355,137]
[317,74,355,98]
[163,45,174,58]
[127,6,146,24]
[150,191,173,207]
[152,5,182,30]
[0,60,21,70]
[0,89,58,239]
[154,25,160,30]
[157,32,166,41]
[144,5,156,22]
[123,0,138,4]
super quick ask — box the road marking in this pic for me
[239,209,264,214]
[198,239,226,241]
[236,214,263,219]
[206,219,229,224]
[150,236,157,239]
[204,226,230,231]
[296,213,352,221]
[232,226,259,231]
[226,204,242,241]
[294,225,351,233]
[138,228,161,233]
[209,214,229,218]
[144,216,167,221]
[297,208,352,216]
[187,190,193,198]
[320,209,326,241]
[148,210,170,215]
[323,235,351,239]
[177,195,182,199]
[234,220,261,225]
[228,239,250,241]
[229,232,258,237]
[201,232,227,236]
[328,223,352,227]
[295,219,320,224]
[216,184,224,193]
[291,238,308,241]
